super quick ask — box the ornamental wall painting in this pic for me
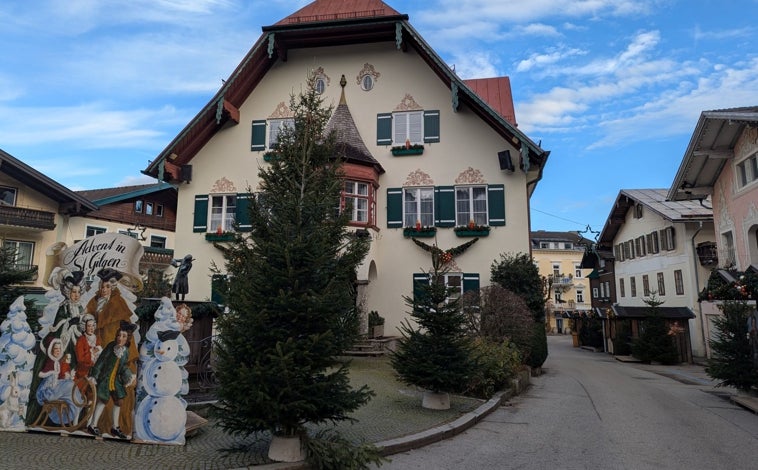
[0,233,191,445]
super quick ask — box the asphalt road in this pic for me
[379,334,758,470]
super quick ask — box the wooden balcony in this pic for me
[140,246,175,270]
[0,205,56,230]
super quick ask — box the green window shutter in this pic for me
[236,192,253,232]
[413,273,430,304]
[423,110,440,143]
[387,187,403,228]
[488,184,505,226]
[377,113,392,146]
[463,273,480,294]
[435,186,455,227]
[211,274,228,305]
[193,195,209,232]
[251,120,266,151]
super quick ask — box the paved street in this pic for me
[380,335,758,470]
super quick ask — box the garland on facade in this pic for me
[410,237,479,265]
[699,268,758,301]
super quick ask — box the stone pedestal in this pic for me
[422,391,450,410]
[268,435,305,462]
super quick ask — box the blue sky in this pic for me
[1,0,757,234]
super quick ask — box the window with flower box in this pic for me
[250,118,295,151]
[386,184,504,230]
[193,193,253,234]
[376,110,440,147]
[455,186,487,227]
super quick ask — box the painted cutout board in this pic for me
[0,233,191,445]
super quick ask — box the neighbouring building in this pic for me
[74,183,178,279]
[531,231,592,334]
[0,148,97,302]
[141,0,549,335]
[668,106,758,356]
[596,189,715,361]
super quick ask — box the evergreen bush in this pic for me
[706,300,758,392]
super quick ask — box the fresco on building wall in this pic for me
[0,233,190,445]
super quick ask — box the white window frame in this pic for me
[209,194,237,233]
[343,180,372,225]
[86,225,107,238]
[657,272,666,296]
[119,230,139,239]
[593,287,599,299]
[156,204,164,217]
[674,269,684,295]
[315,77,326,95]
[0,186,18,206]
[134,200,143,213]
[403,187,434,228]
[574,263,582,278]
[576,289,584,304]
[361,74,374,91]
[3,239,34,268]
[268,118,295,149]
[455,185,488,227]
[393,111,423,145]
[433,272,463,304]
[619,278,626,297]
[145,202,154,216]
[736,153,758,190]
[642,274,650,296]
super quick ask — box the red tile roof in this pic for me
[463,77,517,126]
[276,0,401,26]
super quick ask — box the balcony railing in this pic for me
[0,205,56,230]
[553,275,574,285]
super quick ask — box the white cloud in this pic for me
[512,23,561,37]
[516,47,586,72]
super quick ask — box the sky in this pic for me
[1,0,757,235]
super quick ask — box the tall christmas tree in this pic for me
[706,300,758,392]
[213,76,372,447]
[391,246,475,409]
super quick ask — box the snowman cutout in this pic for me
[134,329,187,444]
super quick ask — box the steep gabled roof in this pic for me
[463,77,516,125]
[275,0,401,26]
[142,0,547,182]
[598,188,713,247]
[668,106,758,201]
[0,148,97,215]
[76,182,176,206]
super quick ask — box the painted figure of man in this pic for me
[86,321,137,439]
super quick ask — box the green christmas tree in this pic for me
[631,295,679,364]
[391,248,475,402]
[706,300,758,392]
[0,244,39,331]
[212,76,372,440]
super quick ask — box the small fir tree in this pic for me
[0,244,39,331]
[212,76,372,439]
[391,249,475,397]
[631,295,679,364]
[706,300,758,392]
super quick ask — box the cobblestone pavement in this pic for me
[0,357,483,469]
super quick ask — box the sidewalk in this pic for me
[0,356,525,470]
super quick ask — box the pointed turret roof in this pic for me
[325,77,384,174]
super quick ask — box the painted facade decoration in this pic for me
[0,233,191,445]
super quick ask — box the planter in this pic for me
[422,391,450,410]
[205,233,235,242]
[403,227,436,238]
[391,147,424,156]
[455,229,490,237]
[268,435,305,463]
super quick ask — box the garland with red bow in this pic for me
[410,237,479,265]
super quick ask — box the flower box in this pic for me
[263,151,279,162]
[454,225,490,237]
[391,145,424,156]
[455,229,490,237]
[403,227,436,238]
[205,233,235,242]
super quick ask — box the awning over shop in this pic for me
[611,305,695,319]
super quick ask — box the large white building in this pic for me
[142,0,549,334]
